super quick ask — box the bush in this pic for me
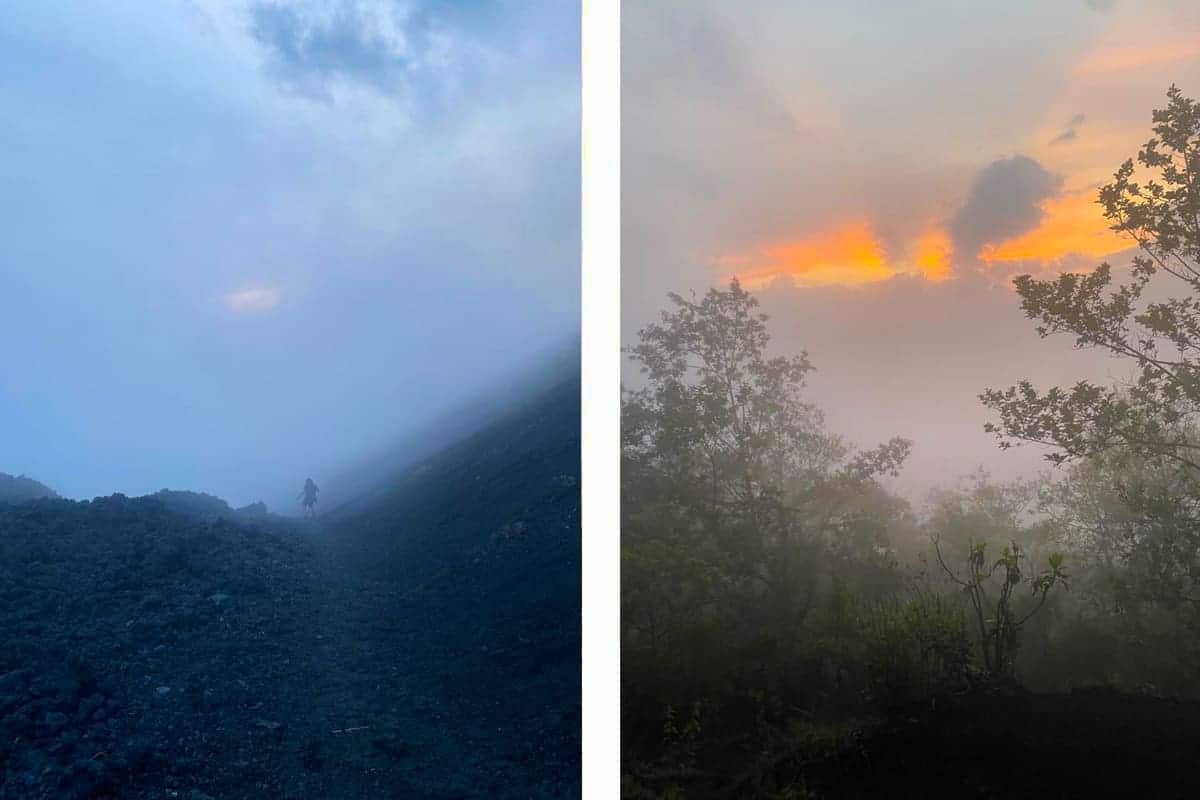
[857,593,972,711]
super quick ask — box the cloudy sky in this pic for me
[0,0,578,505]
[624,0,1200,499]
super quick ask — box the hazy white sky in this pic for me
[623,0,1200,498]
[0,1,578,505]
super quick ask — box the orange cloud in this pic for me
[721,191,1131,288]
[913,227,954,282]
[979,190,1130,265]
[1075,41,1200,76]
[721,220,959,289]
[720,220,892,289]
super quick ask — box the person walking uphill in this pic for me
[298,477,319,519]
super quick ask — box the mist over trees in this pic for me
[622,87,1200,798]
[0,473,58,505]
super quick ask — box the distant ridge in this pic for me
[307,336,579,515]
[0,472,58,504]
[148,489,273,524]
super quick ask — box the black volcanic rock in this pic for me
[319,373,582,797]
[148,490,276,526]
[0,372,581,799]
[147,489,237,522]
[234,500,270,521]
[0,494,311,798]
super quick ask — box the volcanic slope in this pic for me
[0,373,581,799]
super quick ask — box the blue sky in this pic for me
[0,0,578,505]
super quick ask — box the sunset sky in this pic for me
[624,0,1200,498]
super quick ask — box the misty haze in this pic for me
[0,3,580,798]
[622,2,1200,797]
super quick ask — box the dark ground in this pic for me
[0,377,580,799]
[642,687,1200,799]
[807,689,1200,799]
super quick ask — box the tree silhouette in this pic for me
[983,86,1200,471]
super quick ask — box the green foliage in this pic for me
[622,280,914,770]
[623,89,1200,796]
[857,593,972,710]
[1027,448,1200,693]
[975,86,1200,696]
[982,86,1200,471]
[623,278,910,515]
[932,534,1067,680]
[661,702,705,780]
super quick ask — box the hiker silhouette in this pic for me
[298,477,319,518]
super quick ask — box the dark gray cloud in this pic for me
[246,0,579,148]
[949,155,1062,259]
[250,2,427,100]
[1050,113,1086,145]
[248,1,528,107]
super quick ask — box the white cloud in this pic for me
[223,286,281,313]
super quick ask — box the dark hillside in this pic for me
[313,371,582,796]
[0,372,580,799]
[0,473,58,504]
[328,371,580,575]
[0,495,311,799]
[305,340,580,513]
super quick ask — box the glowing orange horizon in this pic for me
[721,219,956,289]
[721,187,1135,291]
[720,220,891,289]
[913,227,954,282]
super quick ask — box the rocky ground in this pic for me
[0,378,580,799]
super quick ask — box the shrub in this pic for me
[857,593,972,710]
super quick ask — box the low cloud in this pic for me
[224,286,281,313]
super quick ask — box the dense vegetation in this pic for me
[622,88,1200,798]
